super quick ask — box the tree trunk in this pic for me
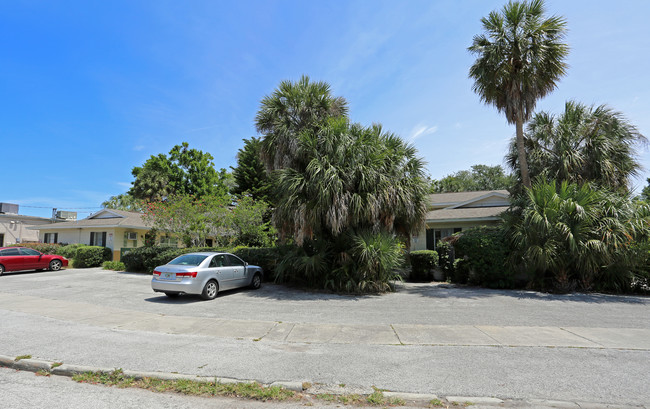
[515,116,531,188]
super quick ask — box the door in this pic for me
[226,254,246,286]
[18,248,45,269]
[207,254,234,289]
[0,248,23,271]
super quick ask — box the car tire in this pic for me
[201,280,219,300]
[164,292,180,298]
[49,260,62,271]
[0,264,4,276]
[250,273,262,290]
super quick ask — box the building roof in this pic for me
[425,206,509,222]
[30,209,151,230]
[429,190,509,207]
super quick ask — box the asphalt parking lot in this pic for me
[0,267,649,406]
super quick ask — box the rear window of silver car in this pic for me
[168,254,209,266]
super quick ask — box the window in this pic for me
[19,248,41,256]
[44,233,58,244]
[425,228,462,250]
[226,254,245,267]
[0,248,20,256]
[209,255,226,268]
[159,236,175,246]
[90,232,107,247]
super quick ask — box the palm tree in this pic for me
[254,75,348,172]
[506,101,646,192]
[274,118,427,246]
[469,0,569,188]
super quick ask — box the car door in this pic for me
[226,254,247,287]
[19,248,45,269]
[0,248,23,271]
[207,254,234,289]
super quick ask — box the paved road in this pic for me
[0,268,649,406]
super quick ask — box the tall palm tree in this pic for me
[469,0,569,188]
[506,101,646,192]
[254,75,348,172]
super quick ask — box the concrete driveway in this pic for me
[0,267,649,406]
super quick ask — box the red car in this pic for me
[0,247,69,275]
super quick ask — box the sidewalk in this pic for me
[1,291,648,350]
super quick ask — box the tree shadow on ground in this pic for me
[396,282,649,304]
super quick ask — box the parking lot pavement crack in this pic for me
[474,326,503,345]
[390,324,404,345]
[559,327,606,348]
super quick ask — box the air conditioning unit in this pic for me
[127,232,138,240]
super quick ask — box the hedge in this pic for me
[56,243,86,259]
[409,250,438,282]
[74,246,112,268]
[8,243,62,255]
[121,245,287,278]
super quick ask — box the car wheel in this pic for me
[49,260,62,271]
[201,280,219,300]
[250,273,262,290]
[0,264,4,276]
[164,292,180,298]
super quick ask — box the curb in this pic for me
[0,354,646,409]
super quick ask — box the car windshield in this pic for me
[168,254,208,266]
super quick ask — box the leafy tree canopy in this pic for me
[101,193,142,212]
[429,164,514,193]
[230,137,274,204]
[129,142,229,201]
[640,178,650,202]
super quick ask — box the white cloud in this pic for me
[133,145,145,151]
[409,124,438,141]
[116,182,132,188]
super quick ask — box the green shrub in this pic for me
[409,250,438,282]
[454,226,515,288]
[233,246,287,280]
[452,257,470,284]
[58,244,86,259]
[10,243,62,255]
[102,261,126,271]
[436,240,454,278]
[74,246,112,268]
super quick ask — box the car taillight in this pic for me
[176,272,197,278]
[153,270,161,276]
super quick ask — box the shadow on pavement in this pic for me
[397,282,649,304]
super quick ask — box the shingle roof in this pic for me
[429,190,509,206]
[35,209,151,230]
[425,206,509,221]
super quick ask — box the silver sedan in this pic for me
[151,252,263,300]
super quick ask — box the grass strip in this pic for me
[72,369,296,402]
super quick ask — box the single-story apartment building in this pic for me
[411,190,510,251]
[31,209,155,261]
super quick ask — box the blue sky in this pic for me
[2,0,649,219]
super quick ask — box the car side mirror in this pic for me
[245,262,248,266]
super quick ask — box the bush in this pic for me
[74,246,112,268]
[102,261,126,271]
[232,246,288,280]
[436,240,455,278]
[9,243,62,255]
[454,226,515,288]
[409,250,438,282]
[58,244,86,259]
[121,246,175,272]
